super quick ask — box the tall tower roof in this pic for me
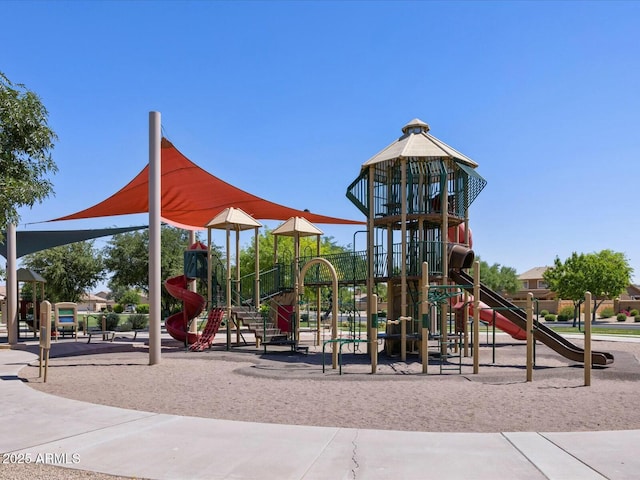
[362,118,478,170]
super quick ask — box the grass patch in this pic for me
[549,326,640,336]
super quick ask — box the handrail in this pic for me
[239,263,293,303]
[232,241,448,305]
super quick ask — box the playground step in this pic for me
[234,315,265,325]
[246,323,281,336]
[260,333,289,343]
[230,306,284,343]
[231,307,263,322]
[249,327,280,335]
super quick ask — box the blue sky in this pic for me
[3,0,639,284]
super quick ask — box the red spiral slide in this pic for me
[164,275,206,344]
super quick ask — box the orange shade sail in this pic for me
[50,138,363,229]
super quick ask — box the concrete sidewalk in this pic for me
[1,348,638,480]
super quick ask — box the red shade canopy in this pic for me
[51,138,363,229]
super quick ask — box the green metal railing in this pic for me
[220,240,448,305]
[239,264,289,303]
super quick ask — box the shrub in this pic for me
[544,314,557,322]
[557,314,569,322]
[617,313,627,322]
[539,309,549,317]
[104,313,120,331]
[599,307,614,319]
[129,314,148,330]
[635,315,640,323]
[559,305,575,319]
[378,310,387,318]
[137,304,150,314]
[119,321,132,332]
[630,309,639,317]
[113,304,124,314]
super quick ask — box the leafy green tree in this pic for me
[470,257,521,295]
[543,253,586,326]
[0,72,57,234]
[544,250,633,322]
[118,289,141,306]
[106,283,127,302]
[104,230,149,293]
[21,241,104,303]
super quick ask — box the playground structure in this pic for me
[161,118,613,373]
[0,113,611,376]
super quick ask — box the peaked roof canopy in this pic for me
[362,118,478,169]
[17,268,46,283]
[272,216,323,237]
[51,138,363,230]
[206,207,262,231]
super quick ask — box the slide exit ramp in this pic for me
[449,270,614,366]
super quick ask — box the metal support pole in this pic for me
[526,293,533,382]
[148,111,161,365]
[473,260,480,374]
[188,230,198,335]
[440,163,449,357]
[371,294,378,373]
[235,228,241,345]
[226,227,231,350]
[400,160,407,320]
[584,292,592,386]
[7,223,17,345]
[207,228,212,308]
[255,226,260,316]
[367,168,375,357]
[400,315,407,361]
[421,262,429,374]
[492,309,496,364]
[463,291,469,357]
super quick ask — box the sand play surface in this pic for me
[18,335,640,434]
[6,334,640,479]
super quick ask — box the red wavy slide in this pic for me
[164,275,206,344]
[453,300,527,341]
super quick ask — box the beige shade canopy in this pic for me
[205,207,262,231]
[361,118,478,169]
[17,268,46,283]
[272,216,323,237]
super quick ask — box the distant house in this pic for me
[78,292,115,312]
[509,267,555,301]
[621,284,640,301]
[505,266,559,313]
[94,290,111,300]
[86,290,149,310]
[616,284,640,312]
